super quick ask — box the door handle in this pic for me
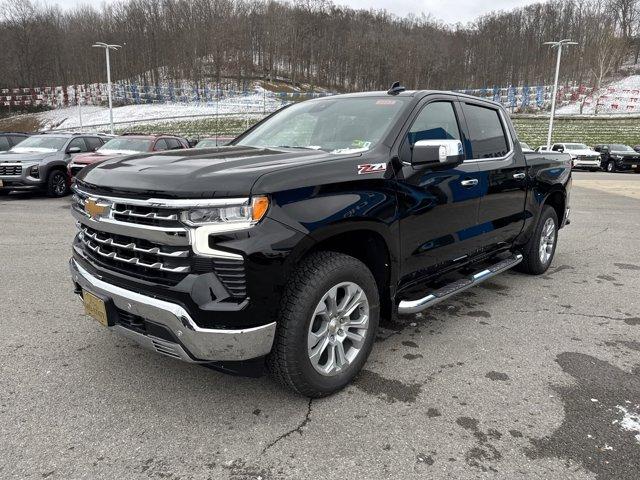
[513,172,526,180]
[460,179,479,187]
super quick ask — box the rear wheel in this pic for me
[516,205,558,275]
[606,161,616,173]
[46,170,69,197]
[267,251,380,397]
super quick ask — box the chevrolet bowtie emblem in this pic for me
[85,198,109,220]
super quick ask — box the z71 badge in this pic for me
[357,163,387,175]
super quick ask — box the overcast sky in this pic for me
[51,0,543,24]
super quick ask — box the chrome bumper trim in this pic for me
[71,206,191,246]
[69,258,275,361]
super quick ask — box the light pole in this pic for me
[92,42,122,134]
[544,39,578,149]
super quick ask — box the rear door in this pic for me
[459,100,527,249]
[395,96,483,284]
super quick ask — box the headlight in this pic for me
[612,155,622,160]
[181,196,270,226]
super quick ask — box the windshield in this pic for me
[10,136,67,153]
[236,97,408,153]
[610,144,634,152]
[564,143,589,150]
[98,137,153,154]
[521,142,532,150]
[195,139,220,149]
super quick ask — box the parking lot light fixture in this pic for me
[92,42,122,135]
[544,39,578,149]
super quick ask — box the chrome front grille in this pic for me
[72,192,182,228]
[0,165,22,175]
[111,203,181,227]
[78,225,191,274]
[71,187,248,299]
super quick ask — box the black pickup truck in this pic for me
[69,87,571,397]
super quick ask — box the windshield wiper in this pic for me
[273,145,318,150]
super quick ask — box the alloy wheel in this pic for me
[539,217,556,265]
[307,282,370,376]
[53,173,67,196]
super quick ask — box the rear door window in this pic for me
[68,138,88,152]
[462,103,510,159]
[164,138,182,150]
[85,137,103,152]
[154,139,169,151]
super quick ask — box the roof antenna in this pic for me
[387,81,406,95]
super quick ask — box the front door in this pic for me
[395,98,483,287]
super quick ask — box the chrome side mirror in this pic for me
[411,139,464,166]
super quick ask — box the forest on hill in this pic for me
[0,0,639,91]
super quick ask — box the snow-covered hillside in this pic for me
[37,91,286,130]
[557,75,640,115]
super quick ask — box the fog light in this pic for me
[29,165,39,178]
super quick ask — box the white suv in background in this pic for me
[551,143,601,171]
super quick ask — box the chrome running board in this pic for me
[397,253,523,315]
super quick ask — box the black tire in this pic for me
[606,161,616,173]
[516,205,559,275]
[267,251,380,398]
[46,169,69,197]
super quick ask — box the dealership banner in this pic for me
[2,81,639,113]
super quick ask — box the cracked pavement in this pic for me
[1,171,639,479]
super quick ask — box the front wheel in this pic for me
[606,161,616,173]
[267,251,380,397]
[516,205,559,275]
[46,170,69,197]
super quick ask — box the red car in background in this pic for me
[68,134,190,177]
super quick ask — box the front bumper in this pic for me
[571,158,600,169]
[69,258,276,362]
[0,163,44,188]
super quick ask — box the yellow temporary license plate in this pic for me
[82,290,108,327]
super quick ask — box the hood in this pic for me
[567,149,598,156]
[0,151,57,163]
[76,145,359,198]
[611,150,640,158]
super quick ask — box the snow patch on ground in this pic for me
[615,405,640,443]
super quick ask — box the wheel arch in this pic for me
[293,223,398,321]
[542,187,566,227]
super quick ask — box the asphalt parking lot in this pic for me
[1,171,639,480]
